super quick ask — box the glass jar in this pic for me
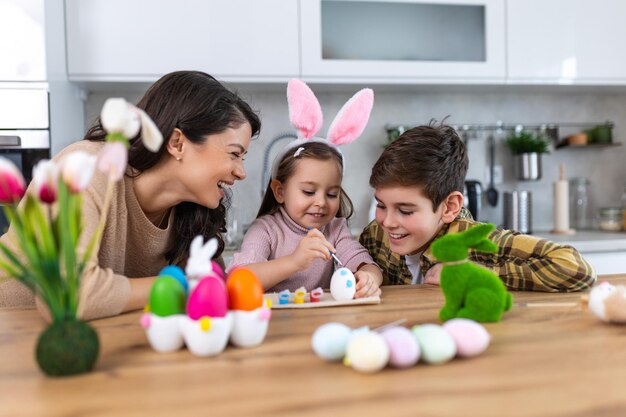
[570,177,590,230]
[599,207,623,232]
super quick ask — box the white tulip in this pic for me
[101,98,141,139]
[137,107,163,152]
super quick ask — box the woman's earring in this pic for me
[176,156,182,161]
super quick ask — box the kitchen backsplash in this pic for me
[84,87,626,234]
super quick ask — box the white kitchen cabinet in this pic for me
[0,0,46,81]
[507,0,626,84]
[300,0,506,83]
[65,0,299,82]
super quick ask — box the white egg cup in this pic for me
[142,313,185,353]
[180,313,234,357]
[229,306,272,348]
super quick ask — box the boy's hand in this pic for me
[424,263,443,285]
[354,264,383,298]
[289,228,335,271]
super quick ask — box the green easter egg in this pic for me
[149,276,186,317]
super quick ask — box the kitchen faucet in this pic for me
[260,132,298,196]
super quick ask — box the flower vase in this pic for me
[35,319,99,377]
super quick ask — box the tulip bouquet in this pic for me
[0,98,162,376]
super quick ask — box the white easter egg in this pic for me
[180,313,233,357]
[143,314,184,353]
[412,324,456,365]
[588,282,614,322]
[345,331,390,373]
[311,322,352,361]
[330,267,356,301]
[442,318,491,358]
[230,307,270,348]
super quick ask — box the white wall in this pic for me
[83,85,626,234]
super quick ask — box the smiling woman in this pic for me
[0,71,261,320]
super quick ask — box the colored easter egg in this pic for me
[381,326,420,368]
[159,265,188,294]
[211,261,225,279]
[412,324,456,365]
[227,267,264,311]
[344,331,389,373]
[187,276,229,319]
[443,318,491,358]
[330,267,356,301]
[149,276,186,317]
[311,322,352,361]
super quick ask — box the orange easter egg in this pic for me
[227,267,264,311]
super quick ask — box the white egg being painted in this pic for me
[330,267,356,301]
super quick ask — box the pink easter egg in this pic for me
[443,318,491,358]
[380,326,420,368]
[187,276,229,319]
[211,261,225,279]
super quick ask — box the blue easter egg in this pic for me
[159,265,188,294]
[311,322,352,361]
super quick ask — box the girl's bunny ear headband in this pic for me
[270,79,374,179]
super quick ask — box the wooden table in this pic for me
[2,276,626,417]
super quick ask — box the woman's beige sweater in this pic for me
[0,140,175,320]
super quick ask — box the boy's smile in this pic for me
[374,185,446,256]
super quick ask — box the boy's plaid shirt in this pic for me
[359,208,596,292]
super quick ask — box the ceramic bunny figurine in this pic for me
[431,223,512,323]
[185,235,222,291]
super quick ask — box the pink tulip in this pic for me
[31,159,59,204]
[61,151,97,193]
[97,141,128,181]
[0,157,26,204]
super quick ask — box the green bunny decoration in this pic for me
[431,223,512,323]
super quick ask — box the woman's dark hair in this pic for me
[84,71,261,265]
[370,120,467,212]
[256,141,353,219]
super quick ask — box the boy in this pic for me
[360,123,596,292]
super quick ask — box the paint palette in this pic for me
[265,289,380,309]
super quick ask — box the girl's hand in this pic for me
[424,263,443,286]
[289,228,335,271]
[354,264,383,298]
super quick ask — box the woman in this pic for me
[0,71,261,320]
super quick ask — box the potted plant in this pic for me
[0,98,162,377]
[504,130,549,181]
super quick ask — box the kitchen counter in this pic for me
[533,230,626,252]
[2,275,625,417]
[533,230,626,275]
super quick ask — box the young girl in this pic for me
[228,80,382,298]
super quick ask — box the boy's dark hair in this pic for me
[370,121,468,212]
[257,141,354,219]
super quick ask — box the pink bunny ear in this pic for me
[327,88,374,145]
[287,79,323,139]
